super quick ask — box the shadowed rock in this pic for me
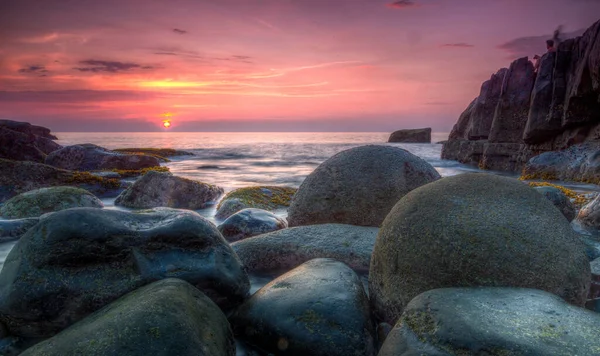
[45,144,160,171]
[388,128,431,143]
[1,187,103,219]
[216,186,296,220]
[217,208,287,242]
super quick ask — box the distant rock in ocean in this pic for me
[442,18,600,181]
[387,128,431,143]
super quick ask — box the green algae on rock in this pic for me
[216,186,297,220]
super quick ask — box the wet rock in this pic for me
[232,224,378,274]
[216,186,296,220]
[0,218,39,243]
[577,194,600,229]
[379,287,600,356]
[523,141,600,183]
[112,148,194,162]
[45,144,160,171]
[287,145,440,227]
[217,208,287,242]
[115,171,223,209]
[1,186,103,219]
[388,128,431,143]
[20,279,235,356]
[0,127,61,163]
[533,186,577,222]
[231,259,376,356]
[369,173,590,325]
[0,207,249,338]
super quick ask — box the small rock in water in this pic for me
[217,208,287,242]
[0,218,39,242]
[577,194,600,230]
[215,186,296,220]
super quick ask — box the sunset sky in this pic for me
[1,0,599,132]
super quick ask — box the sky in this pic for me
[1,0,599,132]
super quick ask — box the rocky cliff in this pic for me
[442,19,600,174]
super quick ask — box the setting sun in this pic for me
[163,120,171,128]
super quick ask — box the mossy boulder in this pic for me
[217,208,287,242]
[114,171,223,209]
[0,158,125,203]
[45,144,160,171]
[232,224,378,274]
[1,187,103,219]
[231,259,376,356]
[112,148,194,162]
[216,186,297,220]
[0,218,38,243]
[369,173,590,325]
[379,287,600,356]
[20,279,235,356]
[0,207,249,338]
[287,145,440,227]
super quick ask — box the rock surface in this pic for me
[523,141,600,183]
[534,186,577,222]
[369,173,590,325]
[379,287,600,356]
[0,218,38,243]
[0,126,61,163]
[576,194,600,229]
[232,224,378,274]
[114,171,223,209]
[217,208,287,242]
[20,279,235,356]
[0,207,249,338]
[0,120,57,140]
[0,159,125,203]
[231,259,375,356]
[287,145,440,227]
[216,186,296,220]
[1,187,104,219]
[112,148,194,162]
[45,144,160,171]
[388,128,431,143]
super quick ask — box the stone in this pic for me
[20,279,235,356]
[0,218,39,243]
[577,194,600,229]
[0,120,57,140]
[0,207,249,338]
[523,141,600,183]
[1,186,104,219]
[287,145,440,227]
[378,287,600,356]
[534,186,577,222]
[215,186,297,220]
[112,148,194,162]
[114,171,223,209]
[466,68,508,140]
[230,259,375,356]
[387,128,431,143]
[0,159,125,203]
[45,144,160,171]
[217,208,287,242]
[0,127,61,163]
[232,224,378,274]
[369,173,590,325]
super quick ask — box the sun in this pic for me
[163,120,171,128]
[161,112,173,129]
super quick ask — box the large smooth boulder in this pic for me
[0,159,125,203]
[0,207,249,337]
[20,279,235,356]
[1,187,103,219]
[523,141,600,183]
[369,173,590,325]
[232,224,378,274]
[0,127,61,163]
[533,186,577,222]
[231,259,375,356]
[0,120,57,140]
[287,145,440,227]
[0,218,38,243]
[217,208,287,242]
[45,144,160,171]
[114,171,223,209]
[388,128,431,143]
[379,287,600,356]
[215,186,297,220]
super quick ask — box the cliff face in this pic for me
[442,19,600,173]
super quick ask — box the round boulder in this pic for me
[369,173,590,325]
[217,208,287,242]
[0,218,39,243]
[0,207,249,338]
[0,186,103,219]
[215,186,297,220]
[534,186,577,222]
[287,145,440,227]
[230,258,375,356]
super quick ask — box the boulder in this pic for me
[217,208,287,242]
[0,159,125,203]
[523,141,600,183]
[230,259,375,356]
[577,194,600,229]
[0,207,249,337]
[20,279,235,356]
[387,128,431,143]
[113,148,194,162]
[287,145,440,227]
[0,127,61,163]
[379,287,600,356]
[114,171,223,209]
[0,120,57,140]
[45,144,160,171]
[533,186,577,222]
[216,186,296,220]
[1,187,103,219]
[0,218,38,243]
[369,173,590,325]
[232,224,378,274]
